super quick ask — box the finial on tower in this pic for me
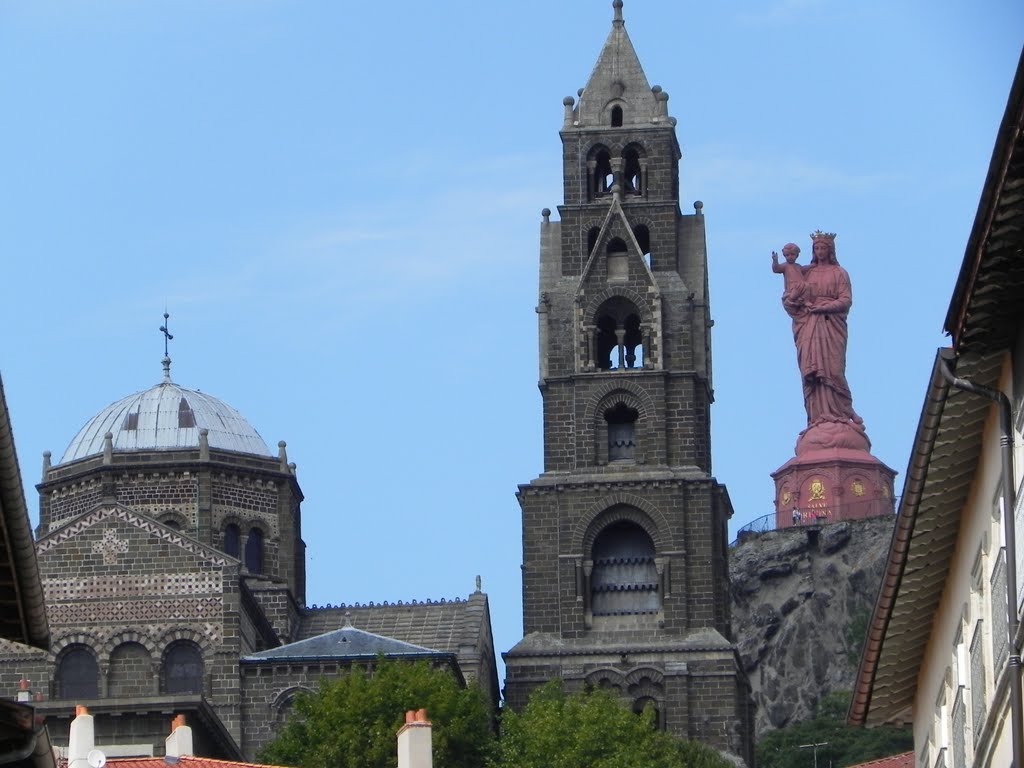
[159,311,174,382]
[613,0,623,24]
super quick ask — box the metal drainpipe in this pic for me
[940,357,1024,767]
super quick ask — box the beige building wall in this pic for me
[914,358,1020,768]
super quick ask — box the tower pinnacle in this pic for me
[613,0,623,24]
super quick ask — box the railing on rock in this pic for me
[730,496,900,547]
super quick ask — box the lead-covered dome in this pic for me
[60,376,271,464]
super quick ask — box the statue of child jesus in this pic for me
[771,242,807,316]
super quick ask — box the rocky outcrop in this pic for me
[729,516,892,738]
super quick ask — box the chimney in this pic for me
[165,714,193,758]
[68,706,95,768]
[17,679,30,703]
[397,709,432,768]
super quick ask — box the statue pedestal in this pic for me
[772,424,896,529]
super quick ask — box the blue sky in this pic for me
[1,1,1021,685]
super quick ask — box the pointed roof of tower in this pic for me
[576,1,660,127]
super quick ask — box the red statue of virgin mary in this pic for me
[770,231,895,528]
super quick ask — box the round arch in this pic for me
[575,497,670,555]
[99,630,159,664]
[585,667,626,691]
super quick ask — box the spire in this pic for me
[159,311,174,382]
[574,0,661,128]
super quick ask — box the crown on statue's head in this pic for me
[810,230,837,241]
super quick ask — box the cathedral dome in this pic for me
[60,371,271,464]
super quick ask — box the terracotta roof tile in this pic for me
[846,752,914,768]
[105,757,291,768]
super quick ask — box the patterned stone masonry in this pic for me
[115,472,199,518]
[46,479,104,529]
[37,506,228,565]
[48,597,224,627]
[212,478,277,511]
[44,572,223,600]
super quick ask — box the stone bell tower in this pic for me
[502,2,753,763]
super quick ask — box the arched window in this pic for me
[606,403,638,461]
[591,521,658,616]
[633,697,661,728]
[161,518,181,531]
[622,145,642,195]
[594,297,644,371]
[163,641,203,695]
[57,646,99,699]
[245,527,264,574]
[224,523,240,558]
[610,105,623,127]
[591,147,613,199]
[108,642,151,698]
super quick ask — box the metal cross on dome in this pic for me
[159,311,174,357]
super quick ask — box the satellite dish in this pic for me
[87,750,106,768]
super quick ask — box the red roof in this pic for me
[104,758,291,768]
[847,752,914,768]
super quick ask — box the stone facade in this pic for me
[503,5,753,765]
[0,376,497,761]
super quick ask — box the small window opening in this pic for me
[606,403,638,461]
[57,647,99,700]
[633,225,651,268]
[163,641,203,695]
[611,105,624,127]
[594,149,613,197]
[623,146,642,195]
[178,397,196,429]
[122,411,139,430]
[595,298,644,371]
[224,524,240,558]
[162,518,181,531]
[591,521,658,616]
[245,527,264,574]
[596,315,620,371]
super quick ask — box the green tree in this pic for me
[756,691,912,768]
[492,681,733,768]
[257,659,495,768]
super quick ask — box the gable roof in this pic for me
[298,591,499,707]
[299,597,485,655]
[0,372,49,649]
[945,46,1024,354]
[577,195,657,292]
[36,504,231,568]
[242,623,442,663]
[850,47,1024,727]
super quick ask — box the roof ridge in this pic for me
[305,595,469,610]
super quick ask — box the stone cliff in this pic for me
[729,516,892,738]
